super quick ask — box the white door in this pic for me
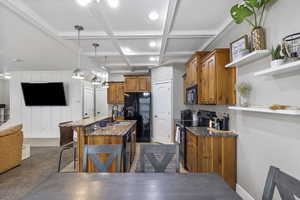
[95,87,108,117]
[83,86,94,118]
[152,81,172,144]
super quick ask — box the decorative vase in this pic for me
[251,27,266,50]
[270,59,284,68]
[239,95,250,107]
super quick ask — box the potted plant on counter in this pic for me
[230,0,275,50]
[271,44,284,67]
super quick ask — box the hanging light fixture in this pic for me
[102,56,109,88]
[91,43,103,86]
[72,25,85,80]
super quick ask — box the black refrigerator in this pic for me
[124,92,151,142]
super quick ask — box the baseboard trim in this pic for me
[236,184,255,200]
[24,138,59,147]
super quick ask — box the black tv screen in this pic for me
[21,82,67,106]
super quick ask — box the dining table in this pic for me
[22,173,242,200]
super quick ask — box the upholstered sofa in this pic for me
[0,124,23,173]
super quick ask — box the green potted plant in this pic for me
[236,82,252,107]
[230,0,275,50]
[271,44,284,67]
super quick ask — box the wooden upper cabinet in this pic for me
[124,76,151,93]
[107,82,124,104]
[199,49,236,105]
[138,76,150,92]
[124,77,138,92]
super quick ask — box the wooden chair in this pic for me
[262,166,300,200]
[83,144,123,172]
[138,144,180,173]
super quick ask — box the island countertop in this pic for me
[186,126,238,137]
[61,116,111,128]
[87,120,137,136]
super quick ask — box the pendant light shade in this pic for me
[72,25,85,80]
[72,69,84,80]
[91,75,102,85]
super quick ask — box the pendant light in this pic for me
[72,25,85,80]
[91,43,103,86]
[102,56,109,89]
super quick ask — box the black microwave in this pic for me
[186,85,198,104]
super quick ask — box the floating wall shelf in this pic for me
[228,106,300,116]
[254,60,300,76]
[225,50,270,68]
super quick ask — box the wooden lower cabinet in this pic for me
[186,130,237,189]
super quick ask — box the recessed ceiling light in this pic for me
[107,0,119,8]
[149,41,157,48]
[76,0,92,7]
[148,11,159,21]
[122,47,132,54]
[149,57,159,62]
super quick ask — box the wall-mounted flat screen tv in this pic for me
[21,82,67,106]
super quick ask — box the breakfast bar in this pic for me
[71,117,137,172]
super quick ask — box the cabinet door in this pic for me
[200,62,209,104]
[125,77,138,92]
[186,131,198,172]
[207,56,216,104]
[138,76,150,92]
[117,83,124,104]
[191,57,198,86]
[107,83,116,104]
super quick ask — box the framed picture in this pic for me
[230,35,249,61]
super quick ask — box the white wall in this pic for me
[0,79,9,106]
[8,71,82,138]
[183,1,300,199]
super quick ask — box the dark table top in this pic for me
[23,173,242,200]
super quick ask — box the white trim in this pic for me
[236,184,256,200]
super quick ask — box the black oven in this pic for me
[186,85,197,105]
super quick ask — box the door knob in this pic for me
[154,115,158,118]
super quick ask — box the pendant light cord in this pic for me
[77,28,81,69]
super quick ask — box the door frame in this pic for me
[151,80,173,144]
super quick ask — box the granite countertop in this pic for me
[61,116,111,128]
[87,120,137,136]
[186,126,238,137]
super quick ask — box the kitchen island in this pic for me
[71,117,136,172]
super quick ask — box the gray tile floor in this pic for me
[0,147,72,200]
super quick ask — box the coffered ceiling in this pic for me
[0,0,235,73]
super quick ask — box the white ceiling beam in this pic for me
[168,31,216,39]
[84,52,161,57]
[164,51,194,56]
[159,0,179,65]
[59,30,217,40]
[109,70,150,74]
[87,2,130,66]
